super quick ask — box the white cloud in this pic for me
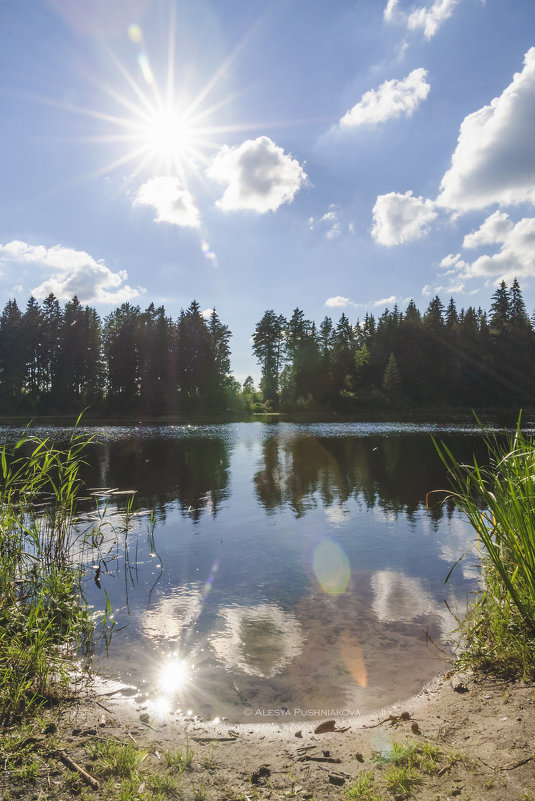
[201,307,215,319]
[0,240,140,304]
[370,295,397,308]
[444,281,466,293]
[208,136,307,213]
[455,213,535,283]
[325,294,400,310]
[134,176,200,228]
[440,252,462,268]
[371,191,437,245]
[438,48,535,211]
[340,68,430,128]
[408,0,460,39]
[383,0,399,22]
[308,205,345,239]
[462,210,514,248]
[422,284,432,296]
[384,0,460,39]
[325,296,353,308]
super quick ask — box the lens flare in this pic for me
[127,23,143,44]
[312,538,350,595]
[339,631,367,687]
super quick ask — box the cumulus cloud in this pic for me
[438,48,535,211]
[384,0,460,39]
[325,294,400,310]
[370,295,397,308]
[455,213,535,283]
[208,136,307,213]
[134,176,200,227]
[407,0,460,39]
[371,191,437,245]
[340,68,430,128]
[462,210,514,248]
[325,296,353,308]
[0,240,140,304]
[440,252,462,268]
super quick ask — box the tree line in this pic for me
[1,279,534,416]
[252,279,535,412]
[0,295,239,415]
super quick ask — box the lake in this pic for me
[3,420,492,723]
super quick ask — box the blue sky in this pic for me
[1,0,535,381]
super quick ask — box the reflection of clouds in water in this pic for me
[438,517,480,581]
[140,586,202,641]
[324,504,349,526]
[210,603,303,678]
[371,570,451,633]
[370,506,397,524]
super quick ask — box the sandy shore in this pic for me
[44,668,534,800]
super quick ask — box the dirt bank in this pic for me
[5,669,533,800]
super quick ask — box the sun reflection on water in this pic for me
[158,655,190,694]
[148,653,193,718]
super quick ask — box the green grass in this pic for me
[0,420,136,721]
[86,739,147,778]
[383,764,421,797]
[347,742,443,800]
[163,740,195,772]
[346,769,381,801]
[435,418,535,677]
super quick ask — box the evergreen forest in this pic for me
[252,278,535,413]
[0,279,533,416]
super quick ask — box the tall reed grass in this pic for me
[0,423,127,720]
[436,420,535,676]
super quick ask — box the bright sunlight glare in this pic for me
[143,108,197,163]
[158,657,190,694]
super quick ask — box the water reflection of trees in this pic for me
[86,436,230,522]
[254,434,486,521]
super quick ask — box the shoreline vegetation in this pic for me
[1,422,534,799]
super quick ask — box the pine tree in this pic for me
[0,299,24,405]
[489,280,510,334]
[382,352,402,402]
[252,310,286,405]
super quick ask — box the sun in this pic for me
[129,101,207,176]
[144,108,196,162]
[51,8,260,187]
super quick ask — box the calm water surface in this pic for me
[5,421,494,722]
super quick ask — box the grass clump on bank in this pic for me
[437,420,535,678]
[0,425,110,721]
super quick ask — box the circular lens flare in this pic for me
[312,538,351,595]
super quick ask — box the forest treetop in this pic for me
[0,279,533,415]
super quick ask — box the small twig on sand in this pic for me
[478,754,534,772]
[55,750,99,789]
[298,755,342,763]
[191,736,238,743]
[316,765,351,778]
[95,700,115,715]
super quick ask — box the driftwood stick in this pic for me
[298,755,342,763]
[57,750,99,789]
[316,764,351,778]
[478,754,534,772]
[192,736,238,743]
